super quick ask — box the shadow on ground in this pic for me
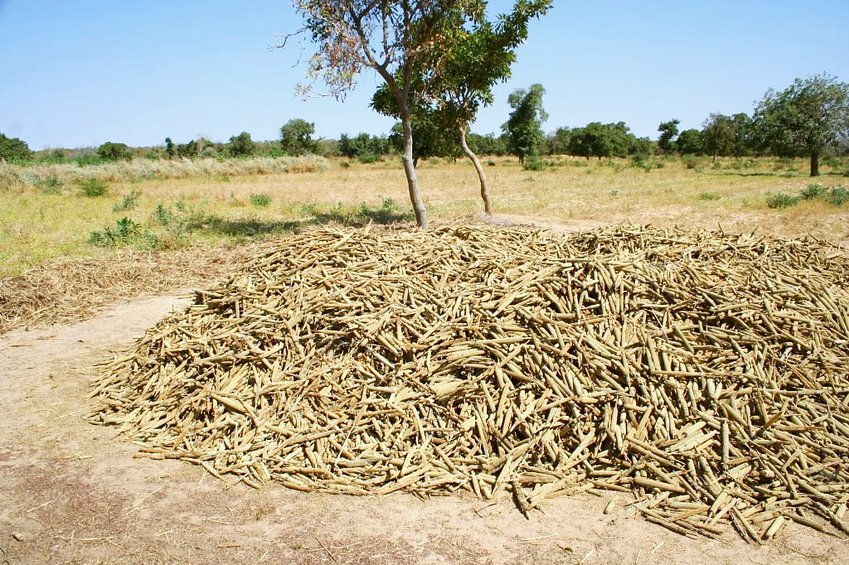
[192,199,415,239]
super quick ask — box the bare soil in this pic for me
[1,218,848,564]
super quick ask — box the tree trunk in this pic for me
[400,113,428,228]
[810,151,820,177]
[459,126,492,215]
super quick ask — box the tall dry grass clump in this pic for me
[0,156,330,191]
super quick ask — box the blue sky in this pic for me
[1,0,847,150]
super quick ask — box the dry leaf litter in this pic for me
[90,224,849,542]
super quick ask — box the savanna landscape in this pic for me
[2,1,849,563]
[2,152,849,564]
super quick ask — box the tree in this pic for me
[423,0,551,212]
[700,113,734,161]
[339,133,392,161]
[566,122,638,160]
[657,119,680,154]
[547,127,571,155]
[503,83,548,163]
[466,132,508,156]
[165,137,176,159]
[0,133,33,162]
[289,0,489,228]
[676,129,703,155]
[388,112,461,166]
[730,113,753,159]
[228,131,256,157]
[97,141,132,161]
[701,112,753,161]
[279,119,317,156]
[753,73,849,176]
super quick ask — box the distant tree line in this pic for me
[3,74,846,177]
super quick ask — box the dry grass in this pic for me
[0,243,263,335]
[1,155,847,334]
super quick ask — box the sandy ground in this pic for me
[2,291,848,564]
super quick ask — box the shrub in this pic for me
[682,155,700,170]
[357,152,381,164]
[522,157,546,171]
[0,133,33,162]
[77,178,109,197]
[698,192,720,201]
[250,193,272,207]
[36,176,63,194]
[113,189,141,212]
[800,183,827,200]
[89,217,156,248]
[97,141,132,161]
[766,192,801,209]
[75,153,103,167]
[825,186,849,205]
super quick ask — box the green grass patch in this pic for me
[250,193,273,207]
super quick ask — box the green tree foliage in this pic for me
[566,122,637,160]
[339,133,392,161]
[753,73,849,176]
[369,1,550,213]
[290,0,492,228]
[389,115,461,166]
[701,113,753,161]
[164,137,176,159]
[700,113,733,161]
[503,83,548,163]
[546,127,572,155]
[466,132,508,156]
[97,141,132,161]
[729,113,753,159]
[279,119,318,156]
[0,133,33,162]
[228,131,256,157]
[676,129,703,155]
[176,140,196,158]
[657,119,680,154]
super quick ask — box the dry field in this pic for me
[1,155,848,563]
[2,155,847,333]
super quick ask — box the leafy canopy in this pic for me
[502,83,548,162]
[280,119,318,156]
[753,73,849,174]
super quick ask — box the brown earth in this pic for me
[1,218,848,564]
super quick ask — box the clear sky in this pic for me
[1,0,847,150]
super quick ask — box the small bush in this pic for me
[77,178,109,197]
[825,186,849,205]
[766,192,801,209]
[113,189,141,212]
[74,154,103,167]
[89,217,156,248]
[36,176,63,194]
[522,158,546,171]
[698,192,720,201]
[800,183,827,200]
[357,153,381,164]
[682,155,700,170]
[250,193,272,207]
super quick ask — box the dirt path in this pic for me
[1,294,847,563]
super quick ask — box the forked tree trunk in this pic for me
[459,126,492,215]
[810,151,820,177]
[400,113,429,228]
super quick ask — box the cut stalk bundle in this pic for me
[90,224,849,540]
